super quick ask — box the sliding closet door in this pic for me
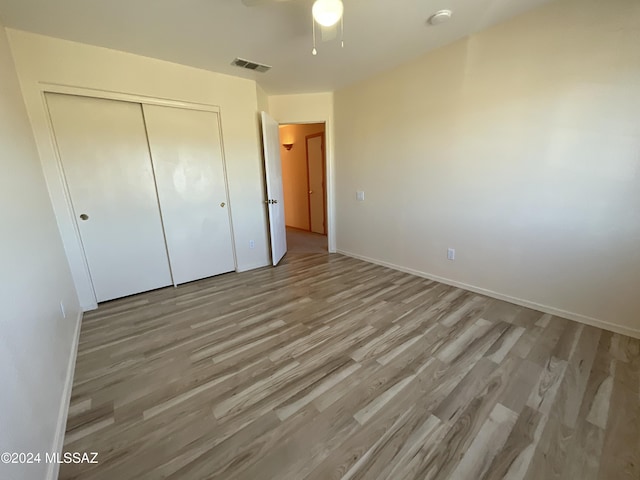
[46,93,173,302]
[142,105,235,284]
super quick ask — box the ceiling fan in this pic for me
[241,0,345,55]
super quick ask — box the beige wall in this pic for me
[279,123,325,230]
[7,29,271,310]
[256,83,269,113]
[0,24,81,480]
[269,93,336,250]
[334,0,640,337]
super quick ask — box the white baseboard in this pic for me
[337,249,640,339]
[237,261,271,273]
[81,302,98,312]
[47,310,83,480]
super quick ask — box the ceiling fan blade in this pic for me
[241,0,294,6]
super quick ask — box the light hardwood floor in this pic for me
[60,253,640,480]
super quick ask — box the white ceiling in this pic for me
[0,0,553,94]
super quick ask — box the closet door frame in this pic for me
[41,83,237,310]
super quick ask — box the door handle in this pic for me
[220,202,226,208]
[265,199,279,204]
[79,214,89,221]
[272,199,278,204]
[309,191,313,194]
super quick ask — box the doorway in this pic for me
[278,123,328,254]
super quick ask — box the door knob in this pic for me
[220,202,226,208]
[309,190,313,194]
[79,214,89,221]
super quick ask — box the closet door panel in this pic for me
[142,105,235,284]
[46,93,173,302]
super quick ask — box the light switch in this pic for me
[356,191,365,201]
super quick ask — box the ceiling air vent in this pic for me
[231,57,272,73]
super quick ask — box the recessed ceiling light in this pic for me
[427,10,453,26]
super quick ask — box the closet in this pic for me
[46,93,235,303]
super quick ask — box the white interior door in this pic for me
[261,112,287,265]
[306,134,326,235]
[46,93,173,302]
[142,105,235,284]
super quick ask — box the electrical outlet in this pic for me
[249,240,255,249]
[60,301,66,318]
[447,248,455,261]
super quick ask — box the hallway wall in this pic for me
[279,123,325,230]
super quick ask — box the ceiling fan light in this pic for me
[312,0,344,27]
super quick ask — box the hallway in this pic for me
[286,227,327,255]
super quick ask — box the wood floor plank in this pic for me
[482,405,546,480]
[559,351,612,480]
[597,344,640,480]
[58,253,640,480]
[449,402,519,480]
